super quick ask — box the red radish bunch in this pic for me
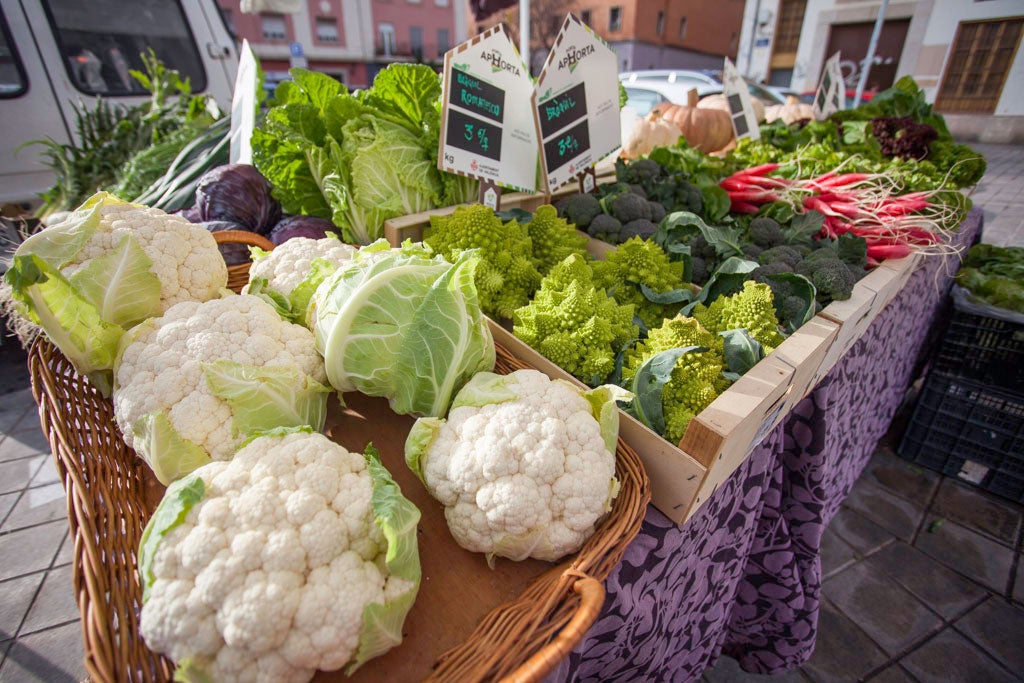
[720,165,953,263]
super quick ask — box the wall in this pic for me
[613,40,729,72]
[369,0,458,63]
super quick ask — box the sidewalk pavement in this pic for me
[0,144,1022,682]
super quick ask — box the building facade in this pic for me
[736,0,1024,139]
[218,0,467,88]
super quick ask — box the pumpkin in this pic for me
[764,95,816,125]
[622,116,682,159]
[648,89,734,153]
[697,93,766,123]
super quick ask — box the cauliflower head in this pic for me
[592,237,689,330]
[405,369,624,564]
[113,294,330,484]
[692,281,786,352]
[138,428,421,683]
[244,237,357,324]
[525,205,589,274]
[5,192,227,395]
[513,254,637,385]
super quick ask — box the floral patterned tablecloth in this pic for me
[553,209,983,682]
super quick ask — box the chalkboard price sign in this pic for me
[448,67,506,124]
[542,119,590,174]
[446,108,503,162]
[537,82,587,138]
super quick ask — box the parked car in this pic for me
[619,69,786,108]
[0,0,238,206]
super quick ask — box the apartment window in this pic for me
[936,18,1024,114]
[580,10,591,26]
[410,26,423,58]
[609,7,622,32]
[774,0,807,54]
[437,28,449,57]
[678,17,687,40]
[656,11,665,36]
[316,17,339,43]
[379,23,396,56]
[261,14,287,40]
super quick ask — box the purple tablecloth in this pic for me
[554,209,983,682]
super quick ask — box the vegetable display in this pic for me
[956,244,1024,313]
[4,192,227,395]
[592,237,691,330]
[405,369,623,564]
[310,240,494,417]
[113,295,330,485]
[139,427,421,682]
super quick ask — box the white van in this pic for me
[0,0,238,206]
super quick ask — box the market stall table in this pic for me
[551,209,983,681]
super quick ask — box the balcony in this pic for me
[374,41,442,64]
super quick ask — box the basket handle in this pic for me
[500,576,605,683]
[213,229,275,252]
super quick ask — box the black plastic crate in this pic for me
[932,299,1024,394]
[899,374,1024,503]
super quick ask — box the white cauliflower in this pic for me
[405,369,624,564]
[113,294,330,484]
[139,428,421,683]
[247,237,357,297]
[5,192,227,395]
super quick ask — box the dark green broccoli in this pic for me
[587,214,623,242]
[648,201,667,224]
[689,233,717,261]
[758,245,803,269]
[751,268,809,328]
[804,258,857,301]
[751,262,794,278]
[690,256,709,284]
[554,196,572,216]
[610,193,652,224]
[682,184,704,215]
[748,216,786,249]
[617,158,663,185]
[565,194,602,229]
[743,244,764,260]
[628,184,648,199]
[620,219,658,241]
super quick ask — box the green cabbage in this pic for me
[310,240,495,417]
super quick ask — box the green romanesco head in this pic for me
[592,237,689,329]
[692,281,786,352]
[513,254,637,385]
[622,316,727,443]
[425,204,542,319]
[527,205,589,275]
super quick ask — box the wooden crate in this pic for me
[770,317,840,415]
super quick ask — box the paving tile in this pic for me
[0,520,65,581]
[2,483,67,532]
[801,599,888,683]
[862,449,940,507]
[20,565,79,636]
[931,479,1022,547]
[0,456,41,495]
[0,573,44,638]
[865,541,987,620]
[842,478,925,543]
[704,655,808,682]
[0,621,86,682]
[954,597,1024,673]
[865,665,915,682]
[829,507,896,557]
[901,628,1016,683]
[0,389,32,433]
[29,455,60,488]
[820,527,857,579]
[0,426,49,463]
[915,516,1015,593]
[0,491,19,525]
[823,562,941,656]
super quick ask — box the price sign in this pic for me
[533,14,620,193]
[813,52,846,120]
[438,24,538,193]
[722,57,760,142]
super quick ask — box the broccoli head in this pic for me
[554,196,572,217]
[617,158,663,186]
[692,281,786,352]
[610,192,652,224]
[808,258,857,301]
[593,237,688,329]
[743,244,764,260]
[648,201,667,224]
[587,214,623,243]
[564,194,603,229]
[690,256,709,284]
[748,216,786,249]
[621,316,728,443]
[751,262,794,278]
[513,254,638,384]
[628,184,648,199]
[689,233,717,261]
[620,219,658,241]
[526,204,589,274]
[758,245,803,269]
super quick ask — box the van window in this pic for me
[42,0,206,96]
[0,10,27,97]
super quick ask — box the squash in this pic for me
[697,93,766,123]
[648,89,734,153]
[622,116,682,159]
[764,95,816,125]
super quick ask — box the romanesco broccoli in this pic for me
[526,205,589,275]
[621,317,729,443]
[425,204,542,319]
[593,237,689,329]
[692,281,786,352]
[513,254,637,384]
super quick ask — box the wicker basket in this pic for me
[213,229,275,291]
[29,338,649,681]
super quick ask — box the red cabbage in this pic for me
[203,220,250,266]
[196,164,282,235]
[268,215,339,246]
